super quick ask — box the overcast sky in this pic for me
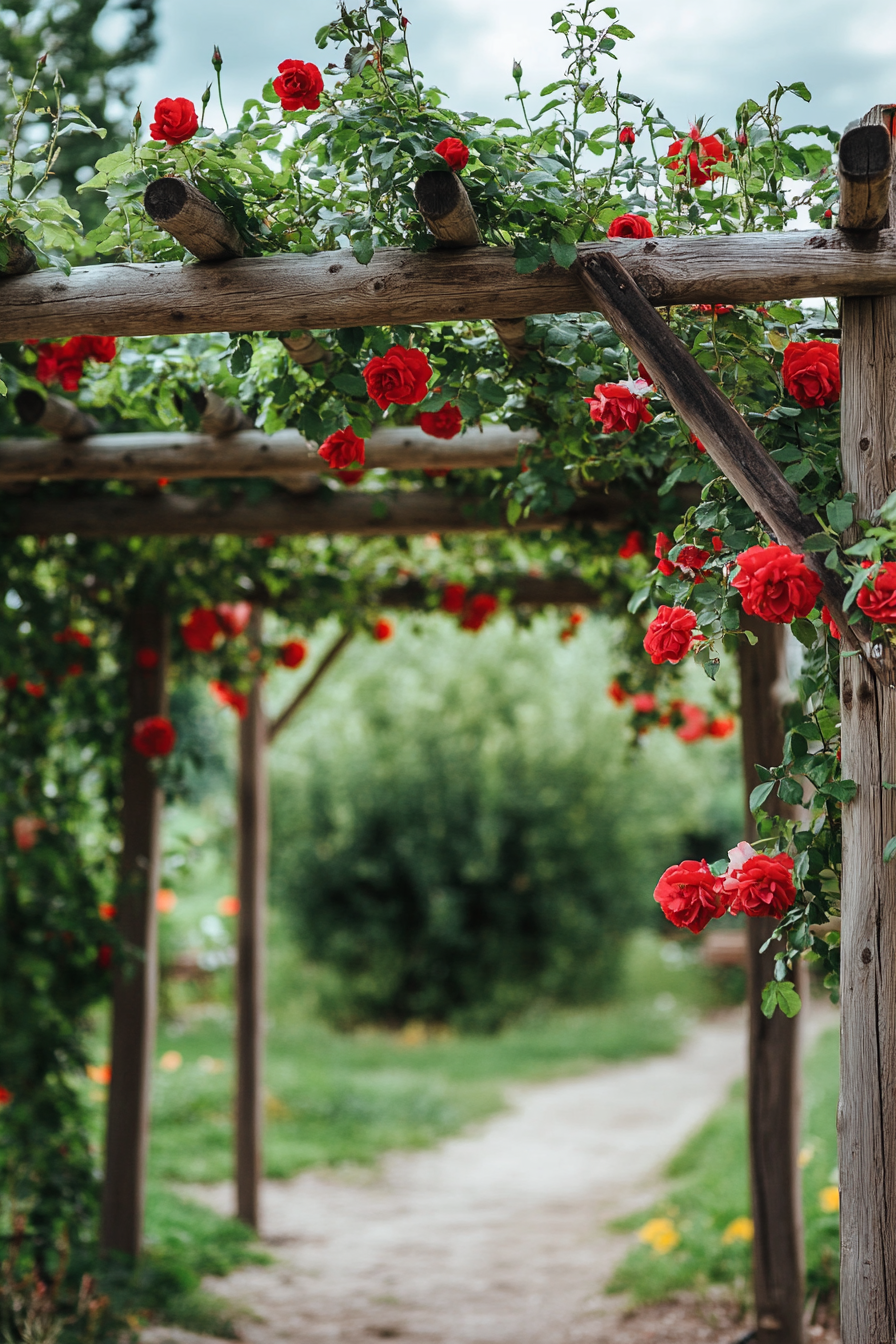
[118,0,896,138]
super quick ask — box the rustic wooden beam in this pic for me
[268,628,354,743]
[490,318,531,364]
[15,389,99,440]
[0,422,538,482]
[235,607,267,1229]
[281,331,330,367]
[143,176,244,261]
[100,604,169,1257]
[837,104,896,1344]
[738,619,806,1344]
[573,251,896,684]
[8,231,896,341]
[0,235,37,276]
[194,387,253,437]
[0,485,629,538]
[414,171,481,247]
[838,123,893,231]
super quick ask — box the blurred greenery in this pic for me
[606,1024,840,1307]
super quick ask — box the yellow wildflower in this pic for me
[819,1185,840,1213]
[158,1050,182,1072]
[721,1216,754,1245]
[638,1217,681,1254]
[798,1144,815,1168]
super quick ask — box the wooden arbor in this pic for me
[2,109,894,1344]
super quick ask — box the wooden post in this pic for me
[235,607,268,1228]
[838,104,896,1344]
[100,604,169,1257]
[739,620,805,1344]
[15,389,99,439]
[143,177,244,261]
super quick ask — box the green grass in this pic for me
[606,1023,841,1305]
[143,930,731,1184]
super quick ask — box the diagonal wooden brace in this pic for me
[574,251,895,685]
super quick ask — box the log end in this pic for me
[0,234,38,277]
[15,389,46,426]
[144,176,189,223]
[414,170,465,223]
[839,123,892,180]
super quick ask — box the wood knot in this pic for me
[860,436,871,451]
[328,264,342,274]
[643,240,657,253]
[808,235,828,249]
[637,273,664,300]
[170,310,185,323]
[373,280,385,292]
[862,947,873,964]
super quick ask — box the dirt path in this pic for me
[164,1006,834,1344]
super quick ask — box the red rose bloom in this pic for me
[98,903,117,921]
[434,137,469,171]
[668,126,727,186]
[181,607,223,652]
[272,59,324,112]
[319,425,366,469]
[676,703,709,743]
[132,715,177,758]
[781,341,840,409]
[607,214,654,239]
[373,618,395,642]
[820,605,842,640]
[441,583,468,615]
[691,304,734,316]
[461,592,499,631]
[149,97,199,146]
[0,1086,12,1107]
[66,663,83,678]
[631,692,657,714]
[278,640,308,669]
[136,647,159,669]
[96,945,113,970]
[77,335,117,363]
[36,338,85,392]
[618,530,645,559]
[619,126,636,145]
[708,716,736,738]
[690,432,706,453]
[208,680,249,719]
[363,346,432,410]
[24,681,45,697]
[585,383,653,434]
[417,404,463,440]
[643,606,699,665]
[856,561,896,623]
[723,847,796,919]
[732,544,823,624]
[334,469,365,485]
[607,679,628,706]
[215,602,252,637]
[54,627,91,647]
[13,816,45,851]
[654,859,724,934]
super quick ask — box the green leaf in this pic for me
[787,81,812,102]
[750,781,775,811]
[801,532,836,552]
[761,979,802,1019]
[550,239,578,269]
[627,584,652,614]
[826,498,855,533]
[331,373,368,397]
[779,777,805,806]
[506,498,522,526]
[884,836,896,863]
[351,234,375,266]
[825,778,858,803]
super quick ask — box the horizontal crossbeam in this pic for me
[1,231,894,341]
[0,422,538,482]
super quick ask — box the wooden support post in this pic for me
[268,628,354,743]
[838,103,896,1344]
[838,124,893,231]
[15,389,99,439]
[739,620,805,1344]
[414,171,481,246]
[143,177,244,261]
[100,604,169,1257]
[194,387,253,437]
[282,331,330,368]
[0,234,36,276]
[235,607,268,1228]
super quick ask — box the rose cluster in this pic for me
[35,335,117,393]
[440,584,499,632]
[654,841,796,934]
[607,681,735,743]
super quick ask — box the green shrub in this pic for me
[269,618,740,1030]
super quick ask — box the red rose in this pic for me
[690,432,706,453]
[78,335,117,364]
[149,97,199,146]
[781,341,840,409]
[643,606,699,665]
[607,214,653,239]
[96,945,113,970]
[618,530,645,559]
[0,1086,12,1107]
[654,859,724,934]
[461,592,499,631]
[856,561,896,623]
[607,679,628,706]
[364,346,432,410]
[434,137,469,171]
[272,59,324,112]
[254,534,276,548]
[24,681,45,697]
[619,126,636,145]
[732,544,823,624]
[708,716,736,738]
[136,647,159,669]
[181,608,223,653]
[373,618,395,642]
[13,816,46,851]
[441,583,468,615]
[132,715,177,758]
[334,469,365,486]
[691,304,734,316]
[98,903,117,921]
[208,680,249,719]
[585,383,653,434]
[820,604,842,639]
[631,692,657,713]
[3,675,18,691]
[417,404,463,440]
[36,339,85,392]
[54,627,90,647]
[636,362,653,385]
[278,640,308,669]
[66,663,83,678]
[318,426,366,469]
[722,845,796,919]
[668,126,727,186]
[215,602,252,637]
[676,703,709,743]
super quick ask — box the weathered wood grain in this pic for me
[100,605,169,1257]
[838,123,893,232]
[143,176,244,261]
[15,389,99,440]
[414,171,481,247]
[838,104,896,1344]
[6,231,896,340]
[0,485,630,538]
[0,422,539,481]
[0,234,37,276]
[195,386,253,437]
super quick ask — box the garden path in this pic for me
[161,1003,836,1344]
